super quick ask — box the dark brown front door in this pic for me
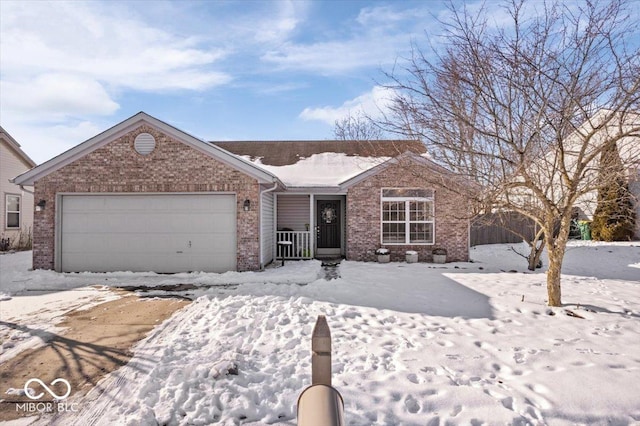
[317,200,341,249]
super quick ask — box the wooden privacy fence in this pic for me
[471,212,537,246]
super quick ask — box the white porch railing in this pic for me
[276,231,313,259]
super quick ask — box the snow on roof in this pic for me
[212,140,427,186]
[240,152,390,186]
[212,140,425,166]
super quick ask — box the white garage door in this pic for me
[60,194,236,273]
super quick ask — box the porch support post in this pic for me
[310,194,315,258]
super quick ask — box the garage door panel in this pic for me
[191,253,236,272]
[64,252,193,273]
[116,214,149,233]
[61,194,237,273]
[61,233,87,252]
[164,214,199,233]
[146,197,168,210]
[114,234,176,253]
[63,213,90,232]
[190,214,235,233]
[187,235,228,254]
[66,233,122,254]
[211,212,236,227]
[64,196,103,211]
[65,230,192,253]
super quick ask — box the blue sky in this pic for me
[2,1,638,165]
[0,0,469,164]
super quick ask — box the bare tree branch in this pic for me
[333,113,384,141]
[378,0,640,306]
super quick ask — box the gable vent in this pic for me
[134,133,156,155]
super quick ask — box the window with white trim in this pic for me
[5,194,21,229]
[381,188,434,244]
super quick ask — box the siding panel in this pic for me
[277,195,310,231]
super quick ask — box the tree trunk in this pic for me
[546,247,563,306]
[527,239,545,271]
[545,217,571,307]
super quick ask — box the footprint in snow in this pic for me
[407,373,420,384]
[450,404,462,417]
[404,395,420,414]
[421,366,439,375]
[501,396,515,410]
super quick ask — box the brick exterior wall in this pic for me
[346,160,469,263]
[33,124,261,272]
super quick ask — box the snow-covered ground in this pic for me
[1,241,640,425]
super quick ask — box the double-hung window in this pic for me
[381,189,434,244]
[5,194,21,229]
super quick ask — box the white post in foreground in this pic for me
[297,315,344,426]
[312,315,331,386]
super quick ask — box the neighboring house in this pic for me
[568,111,640,239]
[492,110,640,242]
[13,112,470,273]
[1,126,36,249]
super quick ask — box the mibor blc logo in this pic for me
[16,378,79,413]
[24,378,72,400]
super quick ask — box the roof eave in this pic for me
[339,156,400,190]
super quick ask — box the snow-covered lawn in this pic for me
[1,241,639,425]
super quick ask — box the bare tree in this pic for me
[382,0,640,306]
[334,112,384,140]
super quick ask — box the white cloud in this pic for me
[356,5,428,27]
[260,3,440,75]
[299,86,396,125]
[0,1,231,125]
[253,0,307,43]
[256,82,309,95]
[262,37,402,75]
[1,74,119,119]
[3,120,104,165]
[0,2,229,88]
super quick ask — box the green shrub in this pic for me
[591,143,636,241]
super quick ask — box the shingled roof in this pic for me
[211,140,426,166]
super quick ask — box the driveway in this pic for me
[0,291,189,422]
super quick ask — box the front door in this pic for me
[316,200,341,255]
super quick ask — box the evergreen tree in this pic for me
[591,142,636,241]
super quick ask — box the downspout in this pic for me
[259,181,279,268]
[262,182,279,195]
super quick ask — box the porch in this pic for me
[275,193,346,260]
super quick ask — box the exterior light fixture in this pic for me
[36,199,46,212]
[243,199,251,211]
